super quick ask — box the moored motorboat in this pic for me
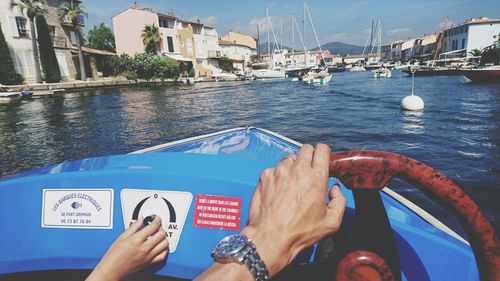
[252,68,286,79]
[349,65,366,72]
[285,67,311,78]
[0,90,33,103]
[0,127,498,280]
[372,67,392,78]
[303,67,332,84]
[327,65,346,73]
[402,66,461,76]
[0,92,21,103]
[461,65,500,83]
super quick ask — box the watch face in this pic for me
[214,234,247,257]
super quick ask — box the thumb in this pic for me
[325,185,346,231]
[120,216,144,239]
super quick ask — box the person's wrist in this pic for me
[87,262,122,281]
[241,226,294,277]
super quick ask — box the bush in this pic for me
[0,23,21,85]
[110,53,179,81]
[109,54,134,75]
[36,16,61,83]
[118,71,138,80]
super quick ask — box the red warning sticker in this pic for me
[193,194,242,231]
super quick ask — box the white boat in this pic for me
[0,91,32,103]
[349,65,366,72]
[305,72,332,84]
[0,92,21,103]
[211,72,239,81]
[373,68,392,78]
[252,68,286,79]
[301,2,332,85]
[304,67,332,84]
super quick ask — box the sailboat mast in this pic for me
[433,16,448,66]
[303,0,307,66]
[377,18,382,62]
[369,19,374,57]
[267,8,270,68]
[305,3,324,64]
[280,17,283,50]
[292,13,295,66]
[257,24,260,56]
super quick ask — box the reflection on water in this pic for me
[0,71,499,233]
[401,110,425,135]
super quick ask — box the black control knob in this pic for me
[143,215,157,227]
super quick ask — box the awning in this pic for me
[164,53,193,62]
[81,46,116,56]
[439,49,466,56]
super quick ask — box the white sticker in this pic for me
[121,189,193,253]
[42,189,114,229]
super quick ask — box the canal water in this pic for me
[0,70,499,234]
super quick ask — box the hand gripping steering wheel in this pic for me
[328,150,499,281]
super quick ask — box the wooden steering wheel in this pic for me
[328,150,499,281]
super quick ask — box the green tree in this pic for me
[217,57,233,72]
[109,54,133,75]
[0,23,21,85]
[58,0,87,80]
[10,0,46,84]
[141,24,161,54]
[87,23,115,52]
[35,15,61,83]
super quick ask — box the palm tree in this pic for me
[141,24,162,54]
[58,0,87,80]
[468,48,483,58]
[10,0,46,84]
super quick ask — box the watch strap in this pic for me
[243,241,270,281]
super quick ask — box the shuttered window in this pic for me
[167,36,174,53]
[15,17,29,38]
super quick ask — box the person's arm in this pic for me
[195,143,346,280]
[86,216,169,281]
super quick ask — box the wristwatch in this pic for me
[211,234,270,281]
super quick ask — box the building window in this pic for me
[48,25,56,37]
[159,18,167,28]
[70,31,78,45]
[167,36,174,52]
[461,38,465,49]
[186,39,193,55]
[16,17,29,38]
[159,17,175,28]
[465,26,468,33]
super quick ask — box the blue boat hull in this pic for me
[0,128,479,280]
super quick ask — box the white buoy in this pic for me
[401,68,424,111]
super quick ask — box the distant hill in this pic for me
[312,42,364,56]
[258,41,364,56]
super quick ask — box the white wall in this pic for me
[194,27,220,59]
[0,2,36,82]
[467,23,500,56]
[221,44,255,70]
[160,27,179,54]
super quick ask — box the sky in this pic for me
[83,0,500,47]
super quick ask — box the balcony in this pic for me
[61,15,84,27]
[51,36,68,48]
[208,50,221,58]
